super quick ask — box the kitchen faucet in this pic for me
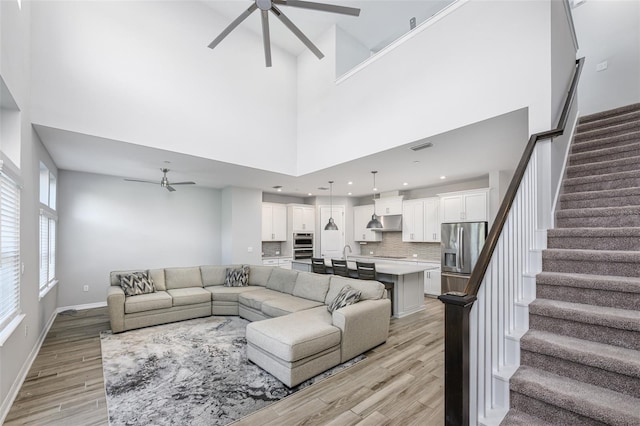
[343,244,352,260]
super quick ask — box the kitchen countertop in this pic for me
[292,258,439,275]
[347,254,440,264]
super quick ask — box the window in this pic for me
[39,162,57,297]
[0,158,21,333]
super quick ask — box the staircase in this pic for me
[502,104,640,425]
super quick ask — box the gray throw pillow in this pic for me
[119,272,155,296]
[224,265,250,287]
[327,285,361,313]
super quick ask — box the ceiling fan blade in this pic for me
[208,3,258,49]
[124,178,158,184]
[166,185,176,192]
[170,181,196,185]
[273,0,360,17]
[261,10,272,67]
[271,5,324,59]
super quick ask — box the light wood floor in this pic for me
[5,298,444,426]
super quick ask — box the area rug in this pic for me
[100,316,364,426]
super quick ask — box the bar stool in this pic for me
[331,259,350,277]
[311,258,328,274]
[356,261,394,316]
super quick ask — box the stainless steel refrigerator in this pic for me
[441,221,487,294]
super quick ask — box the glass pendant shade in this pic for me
[324,180,338,231]
[366,171,382,229]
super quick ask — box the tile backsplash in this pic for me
[261,242,282,257]
[357,232,440,261]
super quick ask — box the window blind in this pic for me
[0,164,21,332]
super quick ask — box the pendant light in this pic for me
[324,181,338,230]
[366,171,383,229]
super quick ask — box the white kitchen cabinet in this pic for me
[440,189,489,223]
[375,196,403,215]
[262,257,292,269]
[261,203,287,241]
[402,200,425,242]
[424,266,442,296]
[353,205,382,242]
[288,204,315,233]
[424,197,440,242]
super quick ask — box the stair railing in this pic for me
[438,57,584,426]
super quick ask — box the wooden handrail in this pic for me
[464,57,584,297]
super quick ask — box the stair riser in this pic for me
[529,315,640,351]
[579,104,640,125]
[567,161,640,178]
[555,215,640,228]
[520,350,640,399]
[542,257,640,277]
[560,194,640,209]
[536,284,640,310]
[547,235,640,251]
[571,132,640,154]
[577,111,640,133]
[569,145,640,166]
[509,392,605,426]
[563,176,640,193]
[575,123,640,143]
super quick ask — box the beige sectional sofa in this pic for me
[107,265,391,386]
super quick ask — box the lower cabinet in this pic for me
[424,267,441,296]
[262,257,292,269]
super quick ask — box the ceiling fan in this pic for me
[208,0,360,67]
[124,168,196,192]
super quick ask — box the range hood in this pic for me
[371,215,402,232]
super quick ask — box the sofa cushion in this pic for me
[124,291,172,314]
[292,272,330,303]
[166,288,211,306]
[165,267,203,289]
[261,296,324,318]
[327,285,361,313]
[246,314,341,362]
[200,265,227,287]
[206,285,264,302]
[238,289,283,310]
[225,265,250,287]
[148,269,166,291]
[110,269,143,286]
[119,271,155,296]
[266,268,298,294]
[248,266,273,286]
[325,276,385,305]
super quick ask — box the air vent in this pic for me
[318,186,329,191]
[409,142,433,152]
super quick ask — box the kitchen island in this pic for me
[292,258,439,318]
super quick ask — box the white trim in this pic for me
[563,0,580,51]
[38,279,59,301]
[0,309,57,425]
[0,313,25,347]
[551,110,580,223]
[336,0,467,84]
[57,301,108,313]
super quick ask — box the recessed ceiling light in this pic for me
[308,192,312,196]
[403,182,408,186]
[348,192,352,196]
[348,181,353,185]
[413,160,420,164]
[440,176,446,180]
[273,185,283,192]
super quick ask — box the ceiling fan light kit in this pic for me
[124,168,196,192]
[209,0,360,67]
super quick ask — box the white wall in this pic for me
[220,187,262,265]
[573,0,640,115]
[56,171,222,307]
[296,0,554,175]
[29,0,298,175]
[551,0,579,123]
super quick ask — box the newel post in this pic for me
[438,293,476,426]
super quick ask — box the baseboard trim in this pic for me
[0,308,58,424]
[57,301,107,313]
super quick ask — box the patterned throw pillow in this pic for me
[119,272,155,296]
[224,265,250,287]
[327,285,361,313]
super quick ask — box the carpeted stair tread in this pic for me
[521,329,640,379]
[566,154,640,178]
[510,366,640,425]
[571,130,640,155]
[577,109,640,133]
[574,121,640,143]
[563,169,640,193]
[529,299,640,332]
[555,206,640,228]
[500,409,548,426]
[536,271,640,294]
[542,248,640,277]
[556,205,640,219]
[560,187,640,209]
[569,141,640,166]
[579,103,640,125]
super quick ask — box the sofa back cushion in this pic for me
[325,276,385,305]
[248,266,273,287]
[148,269,166,291]
[200,265,228,287]
[165,267,203,289]
[293,272,330,303]
[266,268,298,294]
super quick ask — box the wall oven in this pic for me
[293,233,314,259]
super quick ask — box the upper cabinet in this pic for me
[375,196,403,215]
[262,203,287,241]
[439,189,489,223]
[288,204,315,233]
[402,197,440,242]
[353,205,382,242]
